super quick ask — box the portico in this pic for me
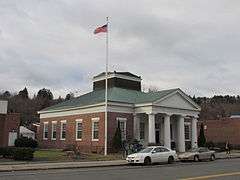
[133,89,200,152]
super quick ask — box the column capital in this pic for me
[146,112,157,116]
[163,113,172,117]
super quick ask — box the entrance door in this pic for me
[8,132,17,146]
[155,130,160,144]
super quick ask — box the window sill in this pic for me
[76,139,82,141]
[92,139,99,142]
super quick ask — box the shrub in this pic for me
[198,123,206,147]
[206,141,215,149]
[112,122,122,152]
[15,136,38,149]
[1,147,15,158]
[13,148,34,161]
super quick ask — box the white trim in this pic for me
[75,119,83,141]
[93,73,142,83]
[60,121,66,140]
[43,122,48,140]
[51,121,57,140]
[116,117,127,140]
[92,117,100,141]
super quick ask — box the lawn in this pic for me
[34,149,123,162]
[34,149,70,162]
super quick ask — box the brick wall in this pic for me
[0,113,20,147]
[203,118,240,146]
[39,112,133,154]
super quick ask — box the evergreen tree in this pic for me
[112,122,122,152]
[198,123,206,147]
[18,87,29,99]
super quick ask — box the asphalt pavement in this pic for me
[0,158,240,180]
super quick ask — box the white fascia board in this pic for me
[153,89,201,111]
[40,102,134,119]
[38,102,106,114]
[93,73,142,82]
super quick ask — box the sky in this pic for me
[0,0,240,98]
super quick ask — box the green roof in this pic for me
[41,87,178,112]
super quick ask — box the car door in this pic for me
[159,147,171,162]
[199,148,208,160]
[151,147,162,163]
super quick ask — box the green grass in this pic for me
[34,149,123,162]
[34,149,70,161]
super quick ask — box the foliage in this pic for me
[18,87,29,99]
[13,148,34,161]
[15,136,38,149]
[0,147,34,161]
[198,123,206,147]
[112,122,122,152]
[65,92,74,100]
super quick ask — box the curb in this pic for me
[0,161,128,172]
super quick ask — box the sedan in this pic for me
[126,146,177,165]
[178,147,215,162]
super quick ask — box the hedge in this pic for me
[15,136,38,149]
[0,147,34,161]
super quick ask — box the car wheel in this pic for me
[144,157,151,165]
[210,154,215,161]
[168,156,174,164]
[194,155,199,162]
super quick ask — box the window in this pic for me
[92,118,99,141]
[43,122,48,140]
[117,117,127,140]
[140,122,145,140]
[76,119,83,140]
[184,124,190,141]
[170,124,173,140]
[51,121,57,140]
[60,120,66,140]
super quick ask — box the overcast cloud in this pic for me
[0,0,240,98]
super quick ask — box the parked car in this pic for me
[126,146,177,165]
[178,147,215,162]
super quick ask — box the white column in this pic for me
[177,115,185,152]
[148,113,156,144]
[164,114,171,149]
[133,113,140,140]
[191,117,198,149]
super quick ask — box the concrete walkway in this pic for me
[0,152,240,172]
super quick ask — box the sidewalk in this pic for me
[0,152,240,172]
[0,160,127,172]
[215,152,240,159]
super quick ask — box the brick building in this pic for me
[38,72,201,153]
[0,100,20,147]
[203,115,240,147]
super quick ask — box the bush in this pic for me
[0,147,34,161]
[0,147,15,158]
[15,136,38,149]
[13,148,34,161]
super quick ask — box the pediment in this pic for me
[153,90,200,111]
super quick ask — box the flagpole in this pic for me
[104,16,109,156]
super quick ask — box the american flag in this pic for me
[94,24,108,34]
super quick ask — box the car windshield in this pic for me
[139,147,153,153]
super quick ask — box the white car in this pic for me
[126,146,177,165]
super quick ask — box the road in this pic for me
[0,158,240,180]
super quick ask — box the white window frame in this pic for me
[184,122,191,141]
[117,117,127,141]
[43,122,48,140]
[75,119,83,141]
[51,121,57,140]
[92,117,99,141]
[60,120,67,140]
